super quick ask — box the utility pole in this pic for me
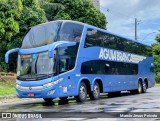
[135,18,137,40]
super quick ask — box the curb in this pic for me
[0,95,16,100]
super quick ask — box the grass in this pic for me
[0,81,16,96]
[155,83,160,87]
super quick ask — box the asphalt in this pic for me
[0,87,160,121]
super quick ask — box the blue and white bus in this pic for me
[5,20,155,103]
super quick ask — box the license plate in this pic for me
[27,93,35,97]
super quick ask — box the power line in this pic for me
[101,7,135,25]
[100,6,136,22]
[101,6,142,40]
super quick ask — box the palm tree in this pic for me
[37,0,64,21]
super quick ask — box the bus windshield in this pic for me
[21,21,61,49]
[17,51,55,81]
[21,21,84,49]
[58,22,84,42]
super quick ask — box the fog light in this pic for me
[47,90,55,95]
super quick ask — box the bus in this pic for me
[5,20,155,103]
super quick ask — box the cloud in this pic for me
[100,0,160,45]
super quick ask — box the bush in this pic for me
[155,72,160,83]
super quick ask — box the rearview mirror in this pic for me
[48,42,77,58]
[5,48,19,63]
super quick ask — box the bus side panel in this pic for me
[138,57,155,88]
[103,75,137,92]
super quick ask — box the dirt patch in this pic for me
[0,97,38,104]
[0,72,16,83]
[1,76,16,83]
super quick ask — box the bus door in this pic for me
[58,56,73,97]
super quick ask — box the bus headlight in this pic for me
[43,82,53,88]
[43,78,63,88]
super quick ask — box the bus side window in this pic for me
[105,64,110,73]
[59,58,69,73]
[81,65,93,74]
[69,57,76,70]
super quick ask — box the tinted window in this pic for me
[58,22,84,42]
[84,29,103,47]
[81,60,138,75]
[85,29,152,56]
[21,21,84,49]
[59,58,69,73]
[58,43,79,73]
[22,21,61,49]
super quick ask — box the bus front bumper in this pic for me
[16,85,59,98]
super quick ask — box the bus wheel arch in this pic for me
[81,79,91,95]
[75,78,90,102]
[89,79,103,100]
[130,78,143,94]
[94,79,103,93]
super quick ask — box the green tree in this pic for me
[0,0,22,71]
[8,0,47,71]
[14,0,47,43]
[152,34,160,82]
[155,34,160,43]
[38,0,64,21]
[54,0,107,29]
[0,0,47,71]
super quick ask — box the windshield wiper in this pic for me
[35,73,54,78]
[17,73,54,81]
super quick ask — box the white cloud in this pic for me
[100,0,160,45]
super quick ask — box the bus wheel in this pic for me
[131,81,142,94]
[43,98,54,103]
[142,81,147,93]
[89,82,100,100]
[137,81,143,94]
[75,82,87,102]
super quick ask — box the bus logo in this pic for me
[99,48,146,63]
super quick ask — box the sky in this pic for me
[100,0,160,45]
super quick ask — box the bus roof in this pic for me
[31,20,151,47]
[32,20,85,27]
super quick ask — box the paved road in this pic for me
[0,87,160,121]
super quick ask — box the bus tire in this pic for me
[142,81,147,93]
[136,81,143,94]
[131,81,142,94]
[43,98,54,103]
[75,82,87,102]
[89,82,100,100]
